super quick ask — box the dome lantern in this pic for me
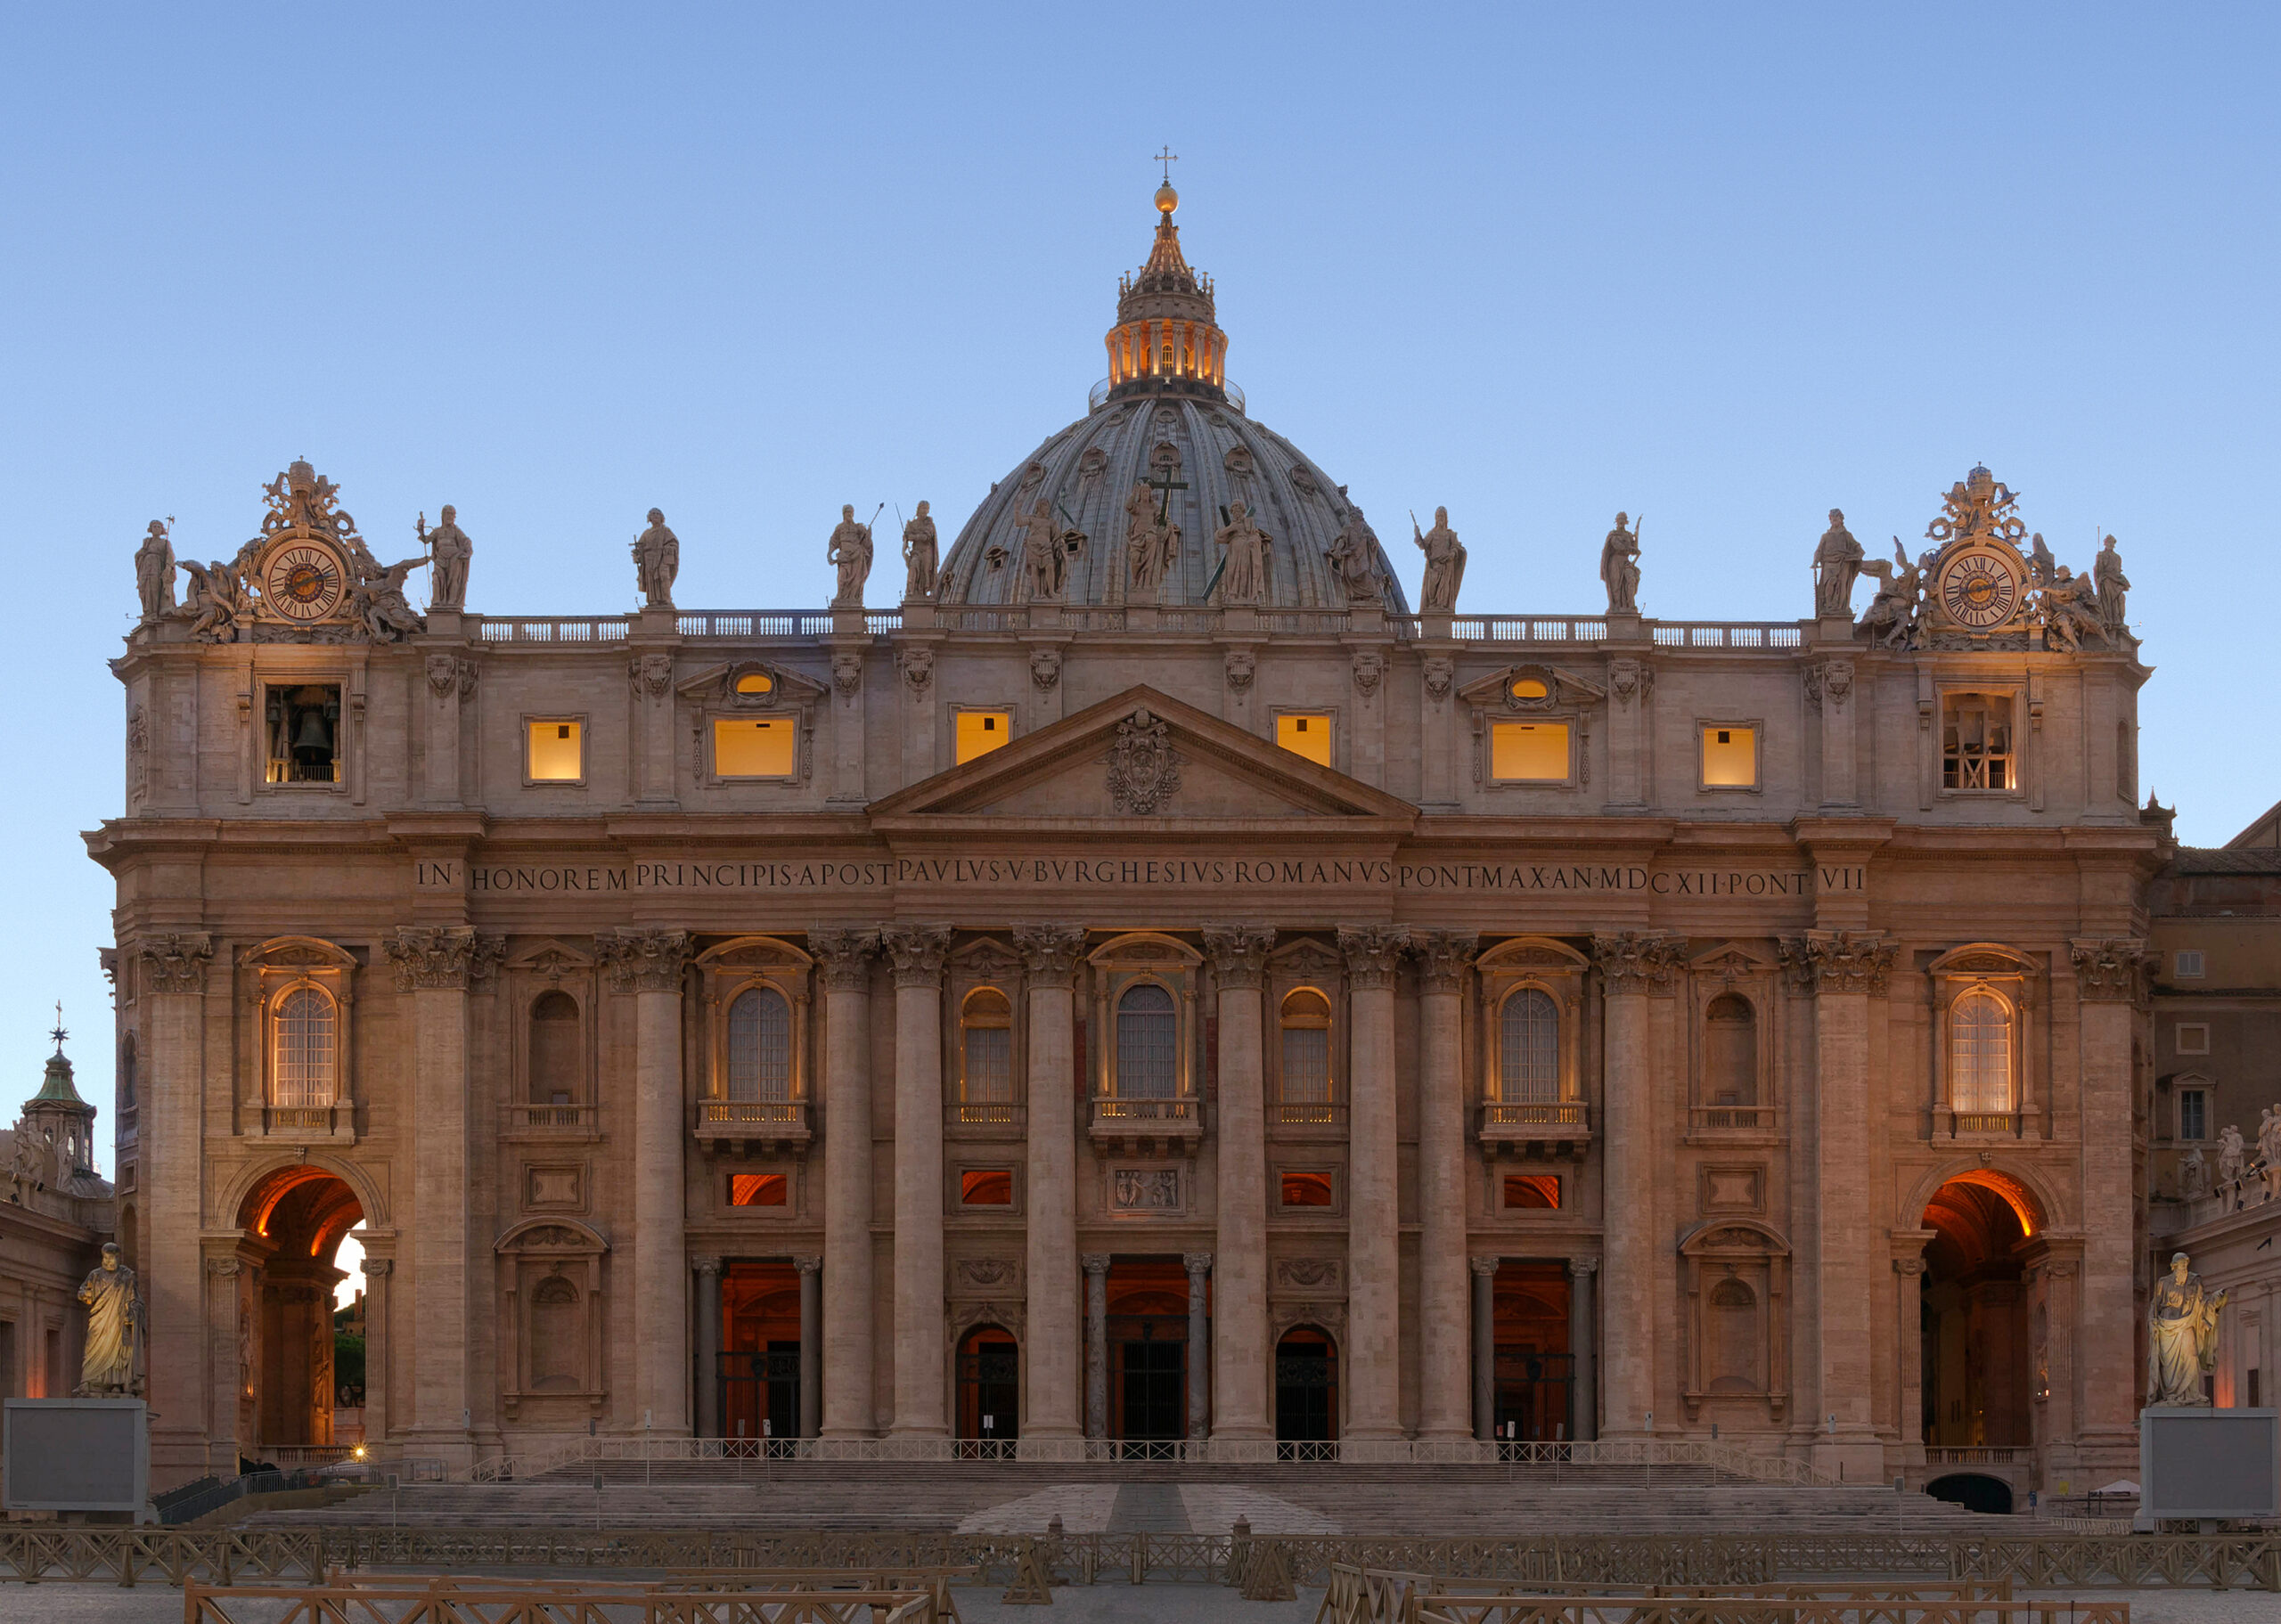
[1106,170,1228,406]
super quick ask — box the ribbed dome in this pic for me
[938,185,1410,615]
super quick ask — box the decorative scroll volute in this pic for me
[880,923,954,986]
[1336,925,1409,991]
[2069,937,2150,1004]
[1591,931,1682,996]
[1776,929,1897,997]
[1201,925,1276,991]
[1014,923,1088,988]
[386,926,505,992]
[138,932,215,994]
[808,927,879,992]
[597,927,694,994]
[1413,930,1479,995]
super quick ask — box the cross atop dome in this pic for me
[1107,166,1229,406]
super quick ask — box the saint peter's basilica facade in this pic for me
[94,183,2161,1495]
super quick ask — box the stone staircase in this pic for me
[248,1461,2007,1536]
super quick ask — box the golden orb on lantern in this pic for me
[1155,182,1179,216]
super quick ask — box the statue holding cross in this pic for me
[1125,475,1183,597]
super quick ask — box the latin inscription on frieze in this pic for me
[416,855,1861,898]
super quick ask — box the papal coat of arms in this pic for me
[1105,707,1181,814]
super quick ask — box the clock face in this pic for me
[1936,546,2023,630]
[263,544,346,622]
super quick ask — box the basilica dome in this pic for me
[936,187,1410,615]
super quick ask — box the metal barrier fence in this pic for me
[184,1578,934,1623]
[1,1528,2276,1591]
[1312,1568,2130,1624]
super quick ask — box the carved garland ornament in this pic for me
[387,926,506,992]
[1609,659,1653,710]
[1224,650,1255,692]
[1105,708,1182,814]
[1421,657,1453,702]
[897,647,935,694]
[1351,649,1385,697]
[598,927,694,993]
[425,654,479,698]
[831,654,863,699]
[627,653,674,700]
[1030,648,1062,691]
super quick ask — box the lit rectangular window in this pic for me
[2176,1024,2210,1056]
[1277,713,1333,767]
[1491,722,1569,782]
[1279,1171,1334,1207]
[2179,1089,2209,1143]
[956,710,1012,764]
[729,1172,788,1207]
[961,1169,1014,1206]
[1700,724,1757,789]
[1942,694,2015,792]
[2175,950,2205,979]
[1503,1173,1560,1210]
[527,719,582,781]
[715,717,796,778]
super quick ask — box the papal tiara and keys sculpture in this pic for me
[100,167,2157,1492]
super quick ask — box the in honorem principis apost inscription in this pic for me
[415,855,1863,897]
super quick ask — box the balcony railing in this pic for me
[700,1099,806,1127]
[1089,1092,1202,1149]
[1925,1446,2029,1466]
[262,1103,349,1139]
[1690,1105,1778,1133]
[1092,1095,1196,1123]
[1650,621,1805,649]
[1274,1100,1346,1127]
[1483,1100,1589,1128]
[504,1103,597,1132]
[1951,1111,2023,1137]
[1478,1098,1590,1159]
[953,1101,1022,1128]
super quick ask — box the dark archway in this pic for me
[1105,1260,1191,1440]
[1275,1325,1338,1452]
[1920,1174,2038,1449]
[1926,1472,2015,1514]
[720,1261,801,1441]
[236,1167,363,1456]
[1492,1264,1573,1441]
[956,1324,1018,1450]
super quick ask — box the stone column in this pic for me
[386,926,503,1462]
[810,930,879,1437]
[1590,934,1676,1434]
[1015,924,1087,1449]
[1185,1253,1213,1440]
[1083,1254,1110,1439]
[1203,925,1275,1444]
[1892,1252,1927,1468]
[1785,929,1895,1480]
[361,1254,394,1447]
[1416,932,1478,1440]
[1470,1256,1498,1441]
[1568,1257,1598,1442]
[795,1254,822,1439]
[136,933,213,1481]
[2071,939,2149,1460]
[601,927,695,1433]
[882,923,952,1437]
[1339,925,1409,1442]
[693,1256,723,1439]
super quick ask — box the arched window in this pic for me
[961,987,1015,1122]
[529,991,580,1106]
[1116,983,1177,1098]
[727,986,793,1104]
[1708,1277,1759,1393]
[1704,993,1757,1107]
[1497,989,1558,1103]
[1279,989,1332,1121]
[1950,989,2014,1114]
[272,986,336,1108]
[118,1034,137,1114]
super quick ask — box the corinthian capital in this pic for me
[1776,929,1896,997]
[598,927,694,993]
[137,932,215,994]
[808,926,879,992]
[386,926,506,992]
[1201,925,1276,990]
[2069,937,2150,1004]
[880,923,953,986]
[1591,931,1681,996]
[1413,930,1479,994]
[1013,922,1088,988]
[1337,925,1409,991]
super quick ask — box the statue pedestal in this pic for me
[425,608,464,641]
[1812,614,1857,646]
[901,600,935,631]
[1126,605,1159,632]
[2134,1406,2278,1529]
[635,607,679,638]
[1604,610,1645,644]
[830,607,869,638]
[3,1399,151,1519]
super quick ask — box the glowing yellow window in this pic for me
[956,710,1012,764]
[1490,722,1569,782]
[527,719,583,781]
[1702,725,1757,788]
[1277,713,1333,766]
[734,671,774,697]
[715,717,796,778]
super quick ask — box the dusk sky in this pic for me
[4,5,2275,1165]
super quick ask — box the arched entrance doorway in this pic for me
[1926,1471,2015,1514]
[956,1325,1018,1453]
[1920,1173,2037,1449]
[1492,1263,1573,1441]
[236,1167,364,1461]
[1274,1326,1338,1455]
[720,1261,802,1442]
[1105,1260,1192,1440]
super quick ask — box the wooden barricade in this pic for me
[664,1566,977,1621]
[183,1578,935,1623]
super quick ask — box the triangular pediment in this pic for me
[868,685,1418,828]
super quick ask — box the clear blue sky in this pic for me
[4,5,2276,1156]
